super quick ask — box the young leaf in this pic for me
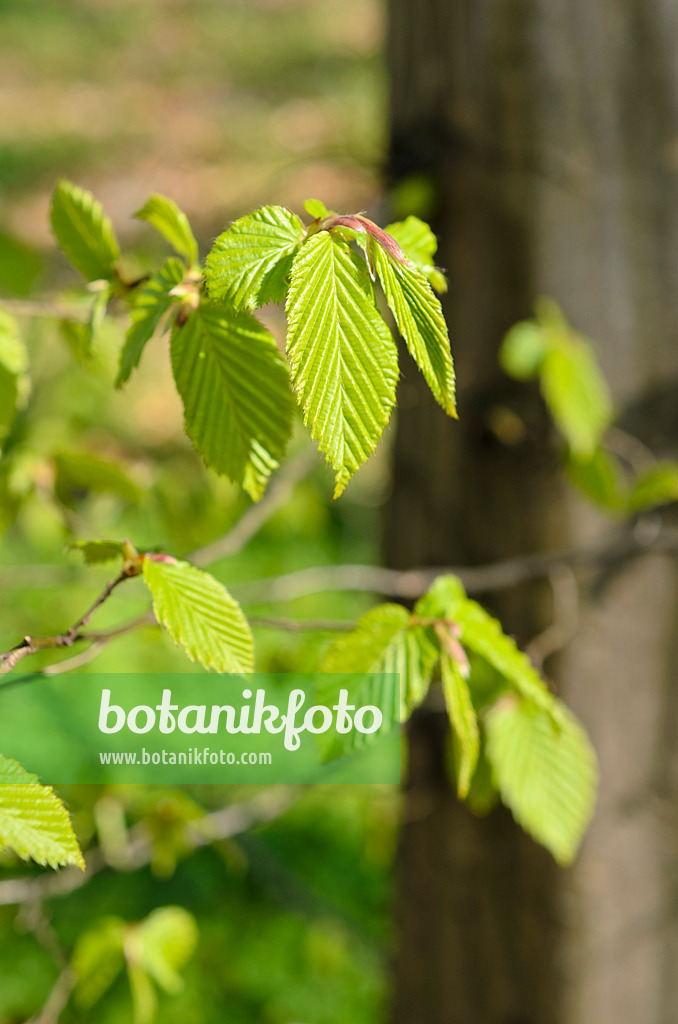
[628,462,678,513]
[500,321,548,380]
[485,697,597,865]
[540,340,613,457]
[70,539,127,564]
[566,447,627,511]
[286,231,399,496]
[385,216,447,293]
[0,754,84,870]
[170,303,294,499]
[116,257,185,387]
[50,180,120,282]
[205,205,305,309]
[441,654,479,798]
[304,198,332,220]
[320,603,437,717]
[73,917,127,1008]
[135,194,199,266]
[142,557,254,673]
[371,241,456,416]
[134,906,199,993]
[0,307,30,445]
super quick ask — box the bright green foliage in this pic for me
[116,257,185,387]
[371,241,455,416]
[485,697,598,865]
[286,231,398,496]
[0,754,84,870]
[135,194,199,266]
[304,198,332,220]
[320,603,437,718]
[0,307,30,446]
[628,462,678,513]
[565,447,627,511]
[441,654,479,798]
[205,205,305,309]
[385,215,447,293]
[500,321,548,379]
[73,907,197,1024]
[170,302,294,499]
[69,539,128,564]
[50,180,120,282]
[142,556,254,673]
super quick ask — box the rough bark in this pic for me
[385,2,678,1023]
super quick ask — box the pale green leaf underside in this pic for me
[117,257,185,387]
[485,698,597,865]
[0,754,84,870]
[135,194,199,266]
[143,558,254,673]
[170,303,294,499]
[372,242,456,416]
[50,180,120,282]
[320,603,436,718]
[206,205,304,309]
[286,231,398,496]
[540,342,613,457]
[441,654,479,798]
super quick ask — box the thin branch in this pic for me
[189,449,317,567]
[27,967,75,1024]
[0,572,130,676]
[248,615,354,632]
[0,787,301,908]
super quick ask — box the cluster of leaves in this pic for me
[501,300,678,515]
[49,182,455,500]
[0,753,82,869]
[72,905,198,1024]
[320,574,598,865]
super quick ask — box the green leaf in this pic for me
[0,754,84,870]
[142,557,254,673]
[441,654,479,798]
[500,321,548,380]
[69,539,127,564]
[320,603,437,717]
[0,307,29,446]
[170,303,294,499]
[628,462,678,513]
[304,198,332,220]
[540,340,613,457]
[73,917,126,1008]
[286,231,398,496]
[50,180,120,282]
[205,205,305,309]
[134,906,198,994]
[485,697,597,865]
[566,447,627,510]
[385,216,447,293]
[371,241,456,417]
[135,194,199,266]
[116,258,185,387]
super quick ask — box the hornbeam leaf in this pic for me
[0,307,29,445]
[485,697,597,865]
[385,216,447,292]
[0,755,84,870]
[205,205,305,309]
[372,241,456,416]
[170,303,294,499]
[50,180,120,282]
[286,231,398,496]
[320,603,437,717]
[142,557,254,673]
[135,194,199,266]
[70,539,127,564]
[628,462,678,513]
[540,340,613,457]
[441,654,479,798]
[116,258,185,387]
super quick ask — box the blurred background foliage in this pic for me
[0,1,398,1021]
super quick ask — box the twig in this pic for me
[0,787,301,908]
[0,572,130,676]
[248,615,354,632]
[1,299,91,322]
[525,566,580,668]
[189,449,317,566]
[27,966,76,1024]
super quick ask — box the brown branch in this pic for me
[248,615,354,632]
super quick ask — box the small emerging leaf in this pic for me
[500,321,548,380]
[304,198,332,220]
[566,447,627,511]
[69,539,127,564]
[441,654,479,798]
[143,557,254,673]
[628,462,678,513]
[135,194,199,266]
[205,205,305,309]
[540,341,613,457]
[50,180,120,282]
[385,216,447,293]
[117,258,185,387]
[0,754,84,870]
[73,917,126,1008]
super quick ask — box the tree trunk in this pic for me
[385,2,678,1023]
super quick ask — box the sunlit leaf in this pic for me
[116,257,185,386]
[50,180,120,282]
[135,194,199,266]
[441,654,479,798]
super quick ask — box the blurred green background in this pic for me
[0,2,398,1022]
